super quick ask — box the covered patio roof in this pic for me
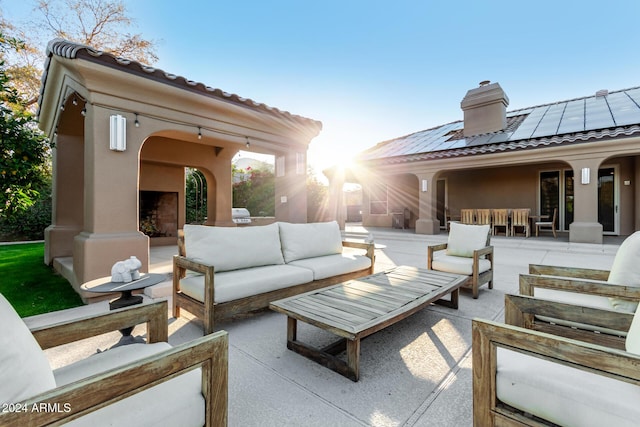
[38,38,323,290]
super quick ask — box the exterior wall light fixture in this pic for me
[421,179,428,192]
[109,114,127,151]
[581,167,590,185]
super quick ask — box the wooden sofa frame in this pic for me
[427,242,493,299]
[173,233,375,334]
[473,293,640,426]
[1,301,228,426]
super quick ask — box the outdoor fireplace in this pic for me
[139,191,178,239]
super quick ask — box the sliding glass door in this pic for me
[598,167,617,233]
[539,171,561,230]
[540,167,618,234]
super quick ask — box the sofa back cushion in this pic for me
[0,293,56,403]
[446,222,490,258]
[183,223,284,272]
[279,221,343,263]
[608,231,640,312]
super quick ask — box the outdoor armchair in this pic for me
[427,222,493,298]
[520,231,640,334]
[473,293,640,426]
[0,295,228,426]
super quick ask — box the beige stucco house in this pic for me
[328,81,640,244]
[37,39,322,291]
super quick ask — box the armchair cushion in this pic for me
[0,294,56,404]
[183,223,284,272]
[626,303,640,354]
[497,347,640,427]
[446,223,490,258]
[56,343,205,427]
[279,221,343,263]
[430,253,492,276]
[608,231,640,312]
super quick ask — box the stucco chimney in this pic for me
[461,81,509,137]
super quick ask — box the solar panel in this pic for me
[509,105,549,140]
[608,90,640,126]
[530,103,565,138]
[556,100,585,134]
[585,96,615,130]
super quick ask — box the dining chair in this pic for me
[475,209,492,227]
[491,209,509,236]
[535,208,557,238]
[460,209,475,225]
[510,208,530,237]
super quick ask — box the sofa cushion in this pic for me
[56,343,205,427]
[279,221,343,263]
[496,347,640,427]
[180,264,314,303]
[184,223,284,272]
[608,231,640,312]
[430,253,491,276]
[446,223,490,258]
[0,293,56,404]
[288,253,372,280]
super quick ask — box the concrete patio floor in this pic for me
[29,225,622,426]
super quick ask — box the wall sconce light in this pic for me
[197,127,202,140]
[581,167,590,185]
[80,107,87,117]
[134,113,140,128]
[245,136,250,148]
[421,179,428,192]
[109,114,127,151]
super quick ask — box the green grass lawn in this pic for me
[0,242,83,317]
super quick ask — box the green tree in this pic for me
[0,33,51,235]
[233,166,275,217]
[185,168,207,224]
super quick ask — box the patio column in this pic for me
[73,106,149,286]
[275,150,308,223]
[44,108,84,265]
[324,165,346,229]
[415,173,439,234]
[204,155,235,227]
[568,159,603,244]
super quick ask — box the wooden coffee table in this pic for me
[269,266,467,381]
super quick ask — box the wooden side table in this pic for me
[81,273,168,345]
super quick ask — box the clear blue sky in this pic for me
[4,0,640,172]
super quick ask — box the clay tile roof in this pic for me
[38,39,322,131]
[356,86,640,164]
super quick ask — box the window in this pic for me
[369,184,388,215]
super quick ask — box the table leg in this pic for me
[109,290,145,347]
[434,288,459,309]
[346,338,360,382]
[287,316,297,342]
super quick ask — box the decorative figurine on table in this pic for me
[110,256,142,283]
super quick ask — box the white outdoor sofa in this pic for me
[173,221,375,334]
